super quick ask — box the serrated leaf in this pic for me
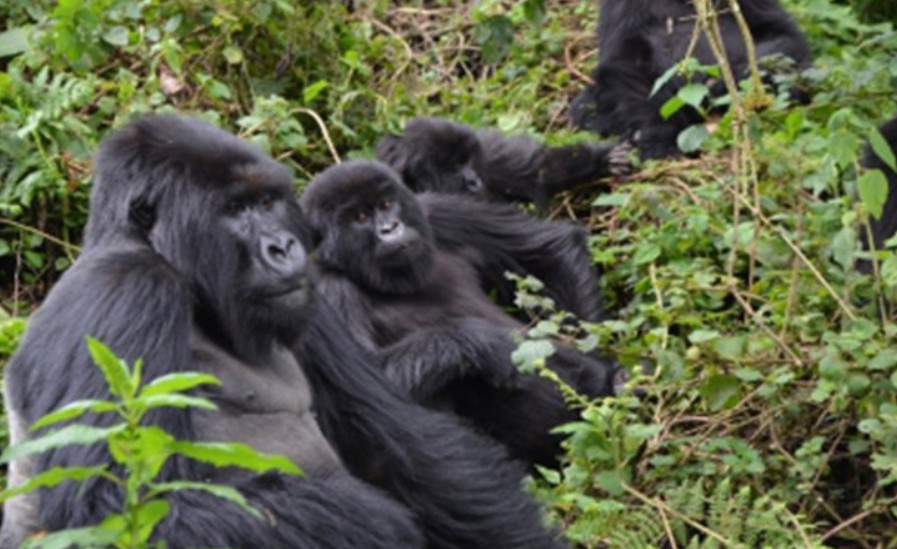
[151,481,262,518]
[86,337,133,398]
[677,83,709,108]
[858,169,889,220]
[870,127,897,172]
[1,424,124,463]
[30,399,118,431]
[141,372,221,397]
[0,466,108,503]
[170,441,303,475]
[677,124,710,153]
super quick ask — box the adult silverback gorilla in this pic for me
[300,160,617,467]
[376,117,632,206]
[571,0,811,159]
[1,115,565,548]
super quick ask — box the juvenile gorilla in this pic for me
[571,0,811,159]
[376,117,631,206]
[1,115,565,548]
[300,160,617,467]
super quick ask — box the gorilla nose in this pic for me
[260,233,306,276]
[378,221,405,242]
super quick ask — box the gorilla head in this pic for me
[301,160,436,296]
[376,117,488,197]
[85,115,313,353]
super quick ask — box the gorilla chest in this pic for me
[189,331,341,473]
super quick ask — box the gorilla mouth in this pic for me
[260,279,311,307]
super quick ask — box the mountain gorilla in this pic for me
[863,116,897,258]
[300,160,618,467]
[1,115,565,548]
[376,117,632,206]
[571,0,811,159]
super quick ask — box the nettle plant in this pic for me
[0,337,301,549]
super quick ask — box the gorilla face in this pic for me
[300,160,435,295]
[87,114,316,353]
[376,117,488,198]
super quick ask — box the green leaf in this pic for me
[30,399,118,431]
[699,374,741,411]
[632,242,661,265]
[472,15,515,64]
[677,124,710,153]
[140,394,218,411]
[0,466,109,503]
[151,481,262,518]
[302,80,329,104]
[869,349,897,371]
[593,470,625,496]
[677,83,709,108]
[659,95,685,120]
[828,130,860,170]
[171,441,303,475]
[21,526,118,549]
[689,329,720,344]
[1,424,123,464]
[223,45,244,65]
[650,64,681,98]
[102,26,130,47]
[591,192,629,207]
[86,337,134,398]
[510,340,556,374]
[858,169,889,220]
[712,335,746,361]
[870,127,897,172]
[141,372,221,397]
[0,27,28,58]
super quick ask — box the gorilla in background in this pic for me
[571,0,811,159]
[376,116,632,206]
[300,160,618,467]
[1,115,566,549]
[863,115,897,257]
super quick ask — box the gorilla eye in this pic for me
[355,211,369,223]
[378,199,393,212]
[259,193,275,209]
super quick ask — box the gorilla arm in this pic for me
[420,193,604,321]
[294,300,568,549]
[1,240,420,549]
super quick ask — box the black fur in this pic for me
[300,160,617,467]
[2,115,565,548]
[571,0,811,159]
[376,117,631,206]
[863,116,897,257]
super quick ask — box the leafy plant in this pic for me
[0,337,301,548]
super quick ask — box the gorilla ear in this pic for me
[128,197,157,235]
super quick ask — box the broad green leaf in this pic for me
[223,45,244,65]
[141,372,221,397]
[869,349,897,371]
[712,335,746,361]
[592,192,630,207]
[870,127,897,172]
[593,470,625,496]
[689,329,720,344]
[86,337,133,398]
[650,64,681,97]
[1,424,124,463]
[150,481,262,518]
[510,340,556,374]
[828,130,860,170]
[659,95,685,120]
[171,441,303,475]
[0,27,28,58]
[858,169,889,220]
[30,399,118,431]
[102,26,130,47]
[677,124,710,153]
[699,374,740,411]
[632,243,661,265]
[0,466,109,503]
[677,83,709,108]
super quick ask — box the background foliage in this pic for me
[1,0,896,546]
